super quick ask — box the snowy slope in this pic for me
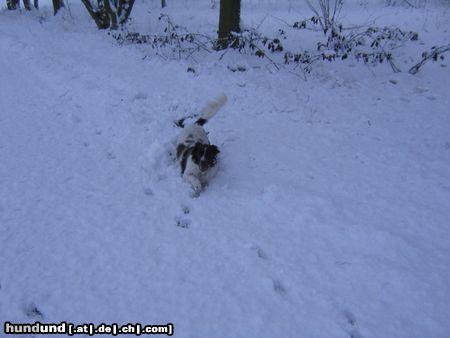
[1,2,450,338]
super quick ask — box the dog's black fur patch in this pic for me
[205,144,220,166]
[190,142,220,172]
[195,118,207,126]
[190,142,204,164]
[176,144,186,158]
[179,142,219,175]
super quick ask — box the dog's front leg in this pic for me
[185,174,202,197]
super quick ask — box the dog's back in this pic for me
[176,94,228,155]
[177,124,209,151]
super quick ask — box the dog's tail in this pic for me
[195,94,228,126]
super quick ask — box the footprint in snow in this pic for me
[343,310,356,326]
[71,114,81,124]
[143,187,154,197]
[250,245,268,260]
[175,218,191,229]
[24,303,44,319]
[106,151,116,160]
[175,206,191,228]
[272,279,287,295]
[133,92,147,100]
[348,328,363,338]
[341,310,363,338]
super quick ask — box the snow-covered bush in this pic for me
[111,12,420,77]
[409,43,450,73]
[385,0,427,8]
[304,0,344,34]
[232,18,419,74]
[111,14,212,59]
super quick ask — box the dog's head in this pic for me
[191,142,220,172]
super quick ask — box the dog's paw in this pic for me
[191,188,201,198]
[190,180,202,197]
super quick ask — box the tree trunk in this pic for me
[161,0,166,8]
[81,0,109,29]
[103,0,118,29]
[81,0,135,30]
[7,0,20,9]
[52,0,64,15]
[218,0,241,49]
[34,0,38,8]
[23,0,31,10]
[117,0,135,25]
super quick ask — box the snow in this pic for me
[1,1,450,337]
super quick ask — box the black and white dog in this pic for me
[176,94,227,194]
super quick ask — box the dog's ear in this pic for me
[191,142,204,164]
[204,145,220,166]
[205,145,220,158]
[210,145,220,155]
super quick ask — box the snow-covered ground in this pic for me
[1,1,449,337]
